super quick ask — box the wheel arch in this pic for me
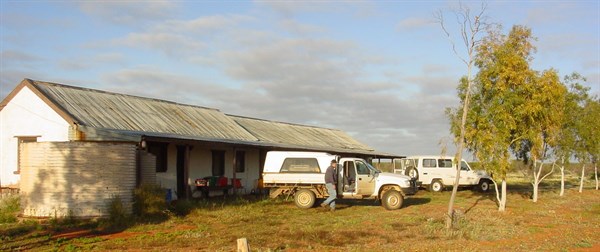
[378,184,403,199]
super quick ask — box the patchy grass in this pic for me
[1,186,599,251]
[0,195,20,223]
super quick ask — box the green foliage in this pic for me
[107,195,129,227]
[449,25,540,180]
[0,195,20,224]
[577,98,600,164]
[132,184,168,221]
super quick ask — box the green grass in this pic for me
[2,183,599,251]
[0,195,20,223]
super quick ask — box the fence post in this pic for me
[237,237,249,252]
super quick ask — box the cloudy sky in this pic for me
[1,1,598,158]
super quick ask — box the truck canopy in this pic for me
[263,151,337,174]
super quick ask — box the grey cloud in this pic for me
[58,53,126,71]
[256,0,378,18]
[279,19,327,35]
[397,17,435,31]
[100,67,214,104]
[1,50,42,63]
[154,15,254,34]
[78,1,180,26]
[113,32,205,57]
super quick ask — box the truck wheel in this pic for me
[478,180,490,192]
[429,180,444,192]
[381,190,403,210]
[404,166,419,180]
[294,189,316,209]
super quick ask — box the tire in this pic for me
[381,190,404,210]
[478,179,491,192]
[404,166,419,180]
[429,180,444,192]
[294,189,316,209]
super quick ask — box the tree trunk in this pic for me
[532,161,539,202]
[560,165,565,196]
[499,179,507,211]
[595,164,598,190]
[532,182,538,202]
[579,164,585,193]
[446,160,462,229]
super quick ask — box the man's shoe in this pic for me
[330,207,335,212]
[320,203,327,208]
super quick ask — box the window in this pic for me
[460,161,470,171]
[235,151,245,173]
[280,158,320,173]
[15,136,38,174]
[423,159,437,168]
[438,159,453,168]
[356,161,370,175]
[147,142,168,172]
[212,150,225,176]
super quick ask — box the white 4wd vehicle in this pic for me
[394,155,493,192]
[262,151,418,210]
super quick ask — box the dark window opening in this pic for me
[423,159,437,168]
[212,150,225,176]
[356,161,370,175]
[280,158,321,173]
[438,159,453,168]
[148,142,168,172]
[235,151,246,173]
[16,136,38,174]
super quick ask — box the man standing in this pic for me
[321,159,338,211]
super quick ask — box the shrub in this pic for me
[0,195,20,223]
[132,184,168,221]
[107,195,129,227]
[170,200,194,216]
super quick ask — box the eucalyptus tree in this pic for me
[449,25,538,211]
[555,74,589,196]
[576,97,600,192]
[515,69,567,202]
[436,2,488,228]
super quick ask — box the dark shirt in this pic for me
[324,165,337,184]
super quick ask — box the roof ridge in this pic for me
[30,79,221,112]
[227,114,342,131]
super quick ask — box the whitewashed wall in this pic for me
[19,142,136,217]
[0,86,70,187]
[155,145,261,196]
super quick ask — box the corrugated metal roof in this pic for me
[11,79,391,156]
[31,80,258,142]
[230,115,374,151]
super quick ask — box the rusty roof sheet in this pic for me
[9,79,385,155]
[230,115,374,151]
[30,80,258,142]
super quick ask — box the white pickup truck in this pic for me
[262,151,418,210]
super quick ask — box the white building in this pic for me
[0,79,395,217]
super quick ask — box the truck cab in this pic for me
[263,151,417,210]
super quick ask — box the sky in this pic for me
[1,0,599,159]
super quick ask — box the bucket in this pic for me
[218,177,228,187]
[165,189,172,203]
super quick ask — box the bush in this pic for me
[132,184,168,221]
[0,195,20,223]
[107,195,129,227]
[170,200,194,216]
